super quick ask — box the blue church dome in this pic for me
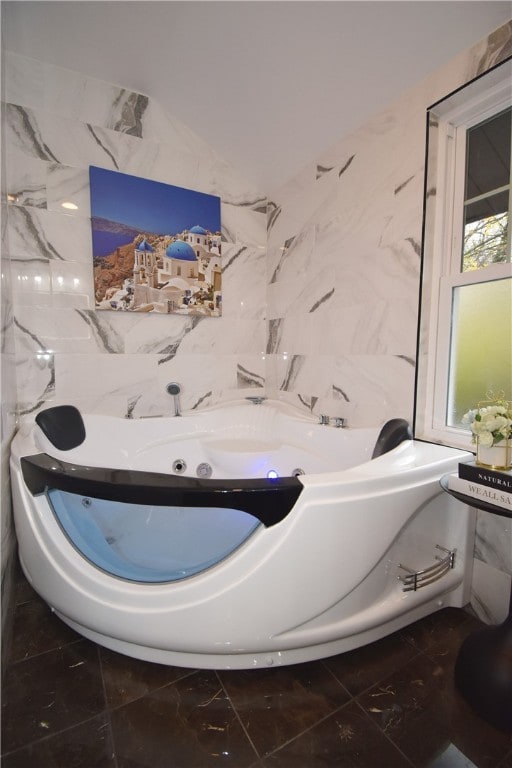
[189,225,207,235]
[166,239,196,261]
[136,239,154,252]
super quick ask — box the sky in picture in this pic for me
[89,166,221,236]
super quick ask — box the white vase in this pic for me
[476,439,511,470]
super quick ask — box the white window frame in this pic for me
[416,60,512,451]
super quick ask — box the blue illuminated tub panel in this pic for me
[48,489,261,583]
[22,452,302,583]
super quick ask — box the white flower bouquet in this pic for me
[462,400,512,447]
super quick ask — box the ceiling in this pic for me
[2,1,511,193]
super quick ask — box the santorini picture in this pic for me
[89,166,222,315]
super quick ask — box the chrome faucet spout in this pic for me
[166,382,182,417]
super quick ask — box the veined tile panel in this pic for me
[266,21,511,428]
[1,187,19,670]
[4,52,267,418]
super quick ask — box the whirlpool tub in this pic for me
[10,399,475,669]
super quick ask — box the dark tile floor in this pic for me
[2,561,512,768]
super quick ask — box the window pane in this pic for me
[447,278,512,427]
[465,108,511,199]
[462,191,508,270]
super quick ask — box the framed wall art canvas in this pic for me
[89,166,222,316]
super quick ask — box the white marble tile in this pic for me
[15,306,93,353]
[468,20,512,78]
[221,204,266,248]
[5,152,48,209]
[7,205,92,263]
[267,224,316,286]
[15,347,55,414]
[142,97,223,160]
[267,267,334,321]
[314,145,359,185]
[16,306,126,355]
[10,258,52,307]
[0,223,18,444]
[176,316,265,355]
[74,310,127,354]
[267,163,317,245]
[6,55,136,132]
[128,143,204,193]
[14,305,57,351]
[5,103,75,165]
[105,90,150,138]
[3,52,45,111]
[153,354,238,415]
[333,236,418,307]
[43,63,117,124]
[331,354,415,426]
[46,164,91,216]
[49,261,95,309]
[221,244,266,320]
[54,352,161,417]
[470,558,511,624]
[281,316,315,355]
[306,167,350,231]
[0,285,15,356]
[122,313,195,355]
[5,103,152,176]
[474,510,512,575]
[193,156,265,207]
[236,355,266,389]
[40,59,152,140]
[273,353,333,399]
[311,296,418,357]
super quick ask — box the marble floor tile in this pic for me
[1,713,116,768]
[2,567,511,768]
[100,646,197,709]
[358,651,512,768]
[8,592,82,663]
[110,670,258,768]
[400,606,482,661]
[260,699,413,767]
[324,629,419,696]
[218,661,351,757]
[2,640,105,754]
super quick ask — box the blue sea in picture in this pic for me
[92,228,139,258]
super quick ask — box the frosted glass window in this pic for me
[448,278,512,426]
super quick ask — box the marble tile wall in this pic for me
[1,75,19,670]
[266,20,512,622]
[3,52,268,419]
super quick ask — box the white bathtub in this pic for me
[10,400,475,669]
